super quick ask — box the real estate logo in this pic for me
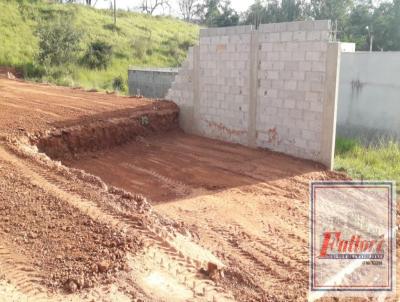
[310,181,396,299]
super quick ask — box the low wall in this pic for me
[128,67,178,98]
[337,52,400,141]
[167,21,345,169]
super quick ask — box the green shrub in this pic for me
[112,75,126,92]
[82,40,113,69]
[22,62,45,79]
[37,16,81,66]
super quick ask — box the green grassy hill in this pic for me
[0,1,199,92]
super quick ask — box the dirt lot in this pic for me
[0,78,398,301]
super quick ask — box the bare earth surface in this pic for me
[0,78,398,301]
[66,131,345,301]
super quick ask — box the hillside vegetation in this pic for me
[0,1,199,92]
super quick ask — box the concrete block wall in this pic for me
[197,25,253,144]
[128,68,178,98]
[167,47,196,131]
[256,21,333,161]
[167,21,341,168]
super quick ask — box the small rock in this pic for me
[28,232,38,239]
[97,260,110,273]
[65,279,78,293]
[207,262,218,275]
[207,262,224,281]
[91,263,98,273]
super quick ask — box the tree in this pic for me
[197,0,239,27]
[280,0,304,22]
[305,0,353,39]
[370,0,400,51]
[178,0,198,21]
[340,0,400,51]
[243,0,305,27]
[140,0,171,15]
[342,1,373,50]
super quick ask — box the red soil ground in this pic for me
[0,78,397,301]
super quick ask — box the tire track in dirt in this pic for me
[3,85,136,109]
[122,163,192,197]
[0,101,62,119]
[0,244,48,300]
[0,145,235,301]
[0,94,93,114]
[210,223,308,300]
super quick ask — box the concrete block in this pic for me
[292,51,305,61]
[266,32,281,42]
[306,51,321,61]
[280,51,292,61]
[267,52,280,61]
[307,31,321,41]
[272,80,284,89]
[306,71,325,82]
[279,70,292,80]
[267,71,279,80]
[287,21,301,32]
[259,23,275,33]
[273,61,285,70]
[310,101,323,112]
[292,71,305,80]
[284,61,299,71]
[299,61,312,71]
[199,37,211,45]
[261,42,273,51]
[293,31,306,41]
[281,32,293,42]
[300,21,315,31]
[312,61,328,76]
[284,99,296,109]
[275,22,288,32]
[314,20,331,31]
[272,42,285,51]
[284,80,297,90]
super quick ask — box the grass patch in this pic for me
[335,137,400,191]
[0,1,199,93]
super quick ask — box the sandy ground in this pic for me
[0,78,398,301]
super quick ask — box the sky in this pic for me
[94,0,253,16]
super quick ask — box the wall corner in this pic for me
[320,42,341,170]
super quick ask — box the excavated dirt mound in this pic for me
[0,159,135,293]
[35,104,178,160]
